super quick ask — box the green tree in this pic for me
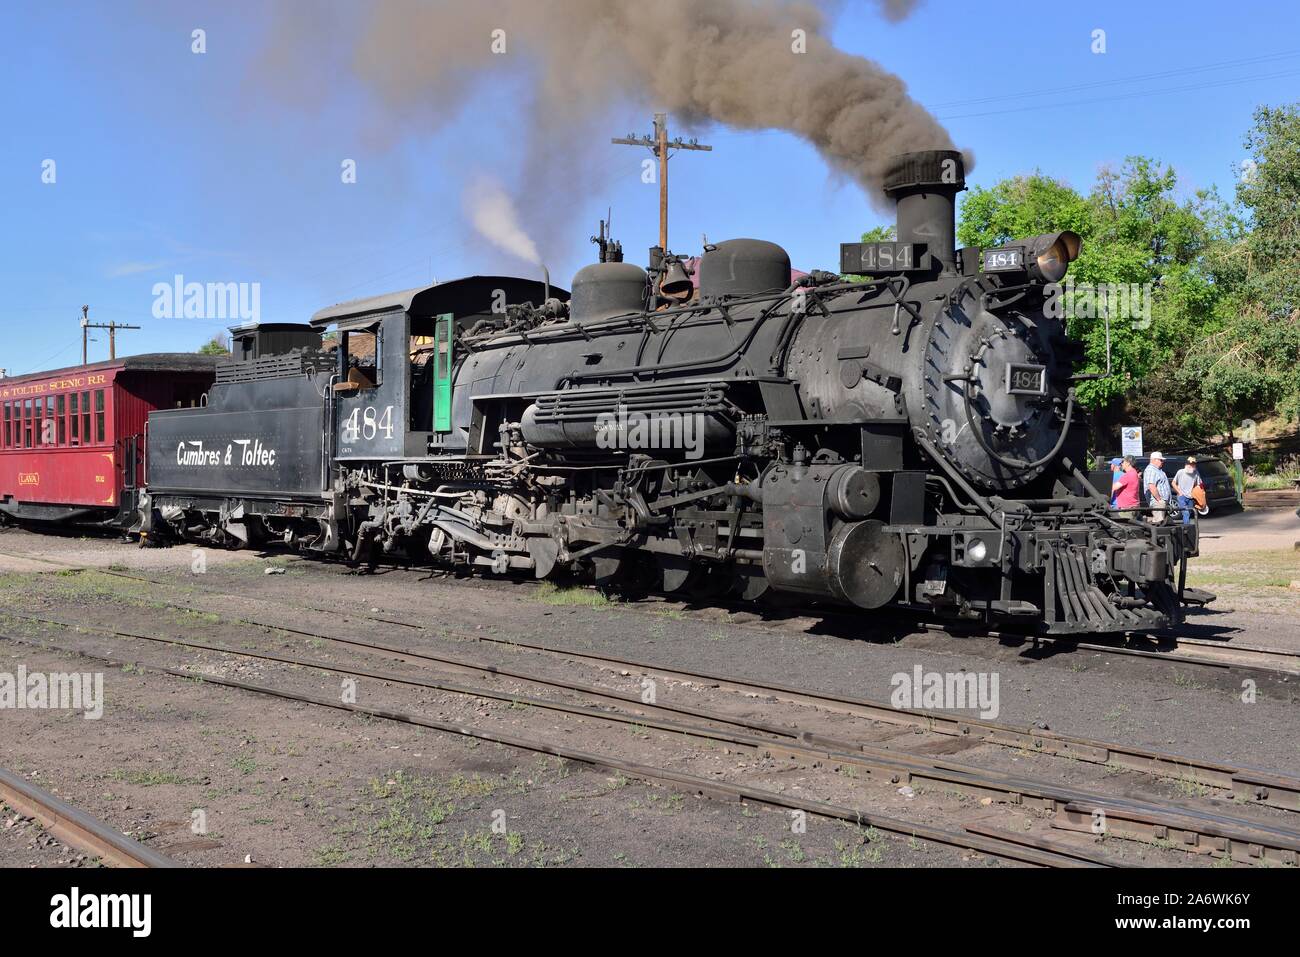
[1183,103,1300,430]
[1080,160,1235,437]
[198,334,230,355]
[956,161,1234,446]
[957,173,1093,249]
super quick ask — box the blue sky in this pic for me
[1,0,1297,374]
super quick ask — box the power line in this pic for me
[19,339,82,376]
[937,66,1300,121]
[929,48,1300,110]
[692,48,1300,138]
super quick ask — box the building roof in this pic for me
[0,353,219,386]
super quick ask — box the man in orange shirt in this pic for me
[1173,455,1202,523]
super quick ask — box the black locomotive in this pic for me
[141,150,1207,634]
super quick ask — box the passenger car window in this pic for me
[43,396,55,445]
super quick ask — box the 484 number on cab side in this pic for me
[341,405,395,443]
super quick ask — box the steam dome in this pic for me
[569,262,647,323]
[698,239,791,300]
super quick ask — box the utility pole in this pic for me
[80,306,140,362]
[612,113,712,252]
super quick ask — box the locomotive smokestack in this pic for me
[884,150,966,274]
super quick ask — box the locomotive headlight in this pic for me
[953,534,992,566]
[980,231,1081,283]
[1025,231,1081,283]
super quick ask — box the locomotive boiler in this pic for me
[142,150,1208,634]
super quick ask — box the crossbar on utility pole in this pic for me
[612,113,712,251]
[80,306,141,362]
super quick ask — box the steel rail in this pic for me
[0,630,1107,869]
[9,614,1299,865]
[5,553,1294,816]
[328,610,1300,816]
[973,626,1300,678]
[321,563,1300,678]
[0,765,175,868]
[5,549,1297,677]
[15,555,1300,814]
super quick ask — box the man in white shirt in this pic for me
[1143,452,1172,525]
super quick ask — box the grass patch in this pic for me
[313,841,351,866]
[0,568,157,607]
[105,769,200,787]
[231,754,258,776]
[534,582,616,608]
[1188,549,1299,592]
[355,770,522,864]
[1172,775,1212,799]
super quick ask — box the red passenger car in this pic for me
[0,355,216,525]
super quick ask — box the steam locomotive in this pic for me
[141,150,1208,634]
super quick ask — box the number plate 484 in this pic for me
[342,405,394,443]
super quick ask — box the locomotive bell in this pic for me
[659,258,694,301]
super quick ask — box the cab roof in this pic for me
[310,276,567,331]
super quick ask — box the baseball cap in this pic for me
[1109,457,1123,466]
[1150,451,1165,461]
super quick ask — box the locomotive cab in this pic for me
[308,276,564,460]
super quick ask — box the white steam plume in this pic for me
[464,176,542,265]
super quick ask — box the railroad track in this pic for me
[940,624,1300,678]
[8,602,1300,866]
[0,765,174,868]
[0,628,1107,869]
[282,551,1300,678]
[26,558,1300,814]
[3,544,1296,678]
[6,546,1300,865]
[212,556,1300,679]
